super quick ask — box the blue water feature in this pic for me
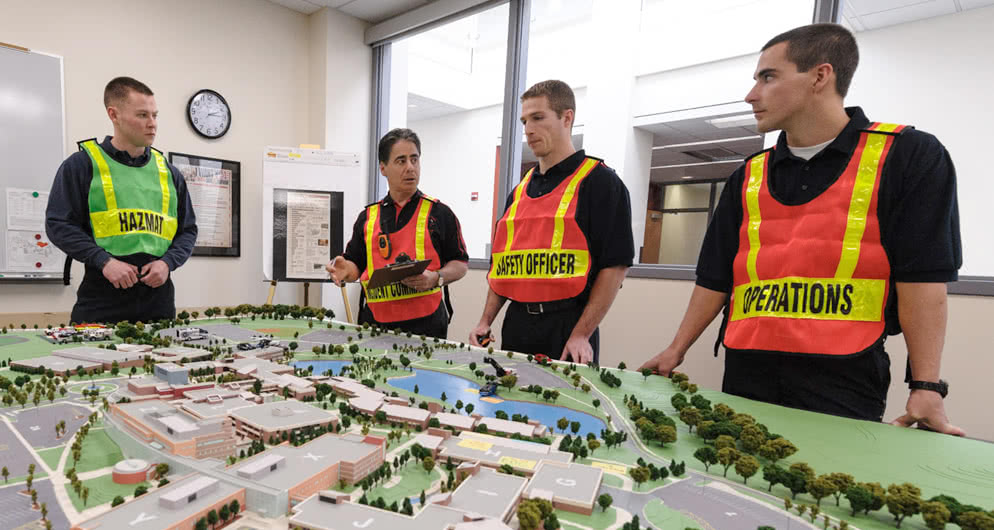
[293,361,605,437]
[387,369,605,438]
[294,360,353,376]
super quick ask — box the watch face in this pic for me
[187,90,231,139]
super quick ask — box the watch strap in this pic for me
[909,379,948,398]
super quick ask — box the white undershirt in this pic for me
[787,137,835,161]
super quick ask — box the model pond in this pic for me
[294,360,606,437]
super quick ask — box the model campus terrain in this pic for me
[0,305,991,530]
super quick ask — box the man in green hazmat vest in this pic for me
[46,77,197,324]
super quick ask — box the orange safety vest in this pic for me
[723,122,907,356]
[488,157,598,302]
[359,196,442,323]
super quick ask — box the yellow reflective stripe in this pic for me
[503,169,533,253]
[81,141,117,211]
[89,209,178,240]
[153,151,170,214]
[361,280,440,303]
[415,199,431,261]
[835,133,887,279]
[744,153,767,284]
[731,276,885,322]
[489,249,589,279]
[870,122,901,133]
[365,205,379,276]
[551,158,598,251]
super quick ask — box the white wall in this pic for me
[411,104,504,259]
[846,6,994,276]
[0,0,369,316]
[315,8,372,319]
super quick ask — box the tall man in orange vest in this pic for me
[326,128,468,338]
[470,80,634,365]
[639,24,963,434]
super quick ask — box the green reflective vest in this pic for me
[80,140,178,257]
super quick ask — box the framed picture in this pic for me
[168,152,241,257]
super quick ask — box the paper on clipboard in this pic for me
[366,259,431,289]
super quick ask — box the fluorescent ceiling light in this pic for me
[652,135,760,150]
[681,176,694,179]
[651,159,743,170]
[707,114,757,129]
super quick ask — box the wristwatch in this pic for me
[909,379,948,398]
[436,270,445,288]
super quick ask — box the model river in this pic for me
[294,360,606,437]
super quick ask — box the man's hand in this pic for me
[561,334,593,365]
[638,346,686,377]
[401,270,439,292]
[102,258,139,289]
[140,260,170,288]
[326,256,349,286]
[890,390,965,436]
[469,322,492,347]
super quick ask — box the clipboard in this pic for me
[366,259,431,289]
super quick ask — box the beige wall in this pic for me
[447,270,994,441]
[0,0,364,314]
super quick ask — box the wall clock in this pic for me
[187,89,231,139]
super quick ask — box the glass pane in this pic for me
[658,211,710,266]
[389,4,510,259]
[662,183,712,210]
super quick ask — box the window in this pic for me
[388,4,511,259]
[371,0,816,270]
[188,493,197,503]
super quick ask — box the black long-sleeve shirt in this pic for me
[46,136,197,271]
[696,107,961,335]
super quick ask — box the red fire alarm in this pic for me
[471,192,479,201]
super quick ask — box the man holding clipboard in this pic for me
[326,129,468,338]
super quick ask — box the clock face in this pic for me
[187,89,231,139]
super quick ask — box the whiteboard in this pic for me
[0,45,67,280]
[261,146,363,282]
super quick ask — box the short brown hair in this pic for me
[521,80,576,119]
[103,77,154,107]
[378,128,421,164]
[762,23,858,98]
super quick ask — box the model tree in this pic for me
[807,475,837,507]
[886,483,923,528]
[693,447,718,473]
[598,493,613,512]
[628,466,650,490]
[422,456,435,474]
[758,437,798,464]
[678,407,701,433]
[921,501,952,530]
[717,447,741,478]
[763,465,785,492]
[845,484,874,516]
[826,472,855,507]
[735,454,760,484]
[207,509,219,529]
[2,466,8,483]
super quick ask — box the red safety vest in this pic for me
[359,196,442,323]
[488,157,597,302]
[724,122,907,356]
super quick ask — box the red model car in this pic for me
[534,354,550,364]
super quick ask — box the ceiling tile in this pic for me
[857,0,957,29]
[958,0,994,9]
[267,0,323,14]
[847,0,933,16]
[338,0,429,24]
